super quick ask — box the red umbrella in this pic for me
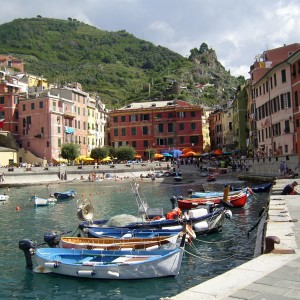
[212,149,223,155]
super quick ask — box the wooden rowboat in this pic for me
[60,234,181,250]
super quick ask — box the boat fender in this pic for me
[77,270,96,276]
[146,245,159,251]
[44,261,59,268]
[225,210,233,219]
[107,271,120,277]
[186,225,196,239]
[194,221,209,232]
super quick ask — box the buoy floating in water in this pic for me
[16,206,20,211]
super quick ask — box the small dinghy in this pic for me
[31,195,57,207]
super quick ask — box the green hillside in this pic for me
[0,17,245,108]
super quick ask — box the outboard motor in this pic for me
[44,232,61,248]
[187,189,193,197]
[19,239,36,269]
[170,196,177,209]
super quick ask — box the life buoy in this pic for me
[186,225,196,240]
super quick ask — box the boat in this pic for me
[177,190,248,209]
[31,195,57,207]
[188,187,251,198]
[59,235,181,250]
[207,174,216,182]
[249,182,273,193]
[53,190,76,200]
[19,239,185,279]
[77,182,232,235]
[0,194,9,203]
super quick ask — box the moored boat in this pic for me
[77,182,232,236]
[177,190,248,209]
[19,239,185,279]
[31,195,57,207]
[0,194,9,203]
[53,190,76,200]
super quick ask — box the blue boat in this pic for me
[33,247,184,279]
[53,190,76,200]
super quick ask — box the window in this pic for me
[156,138,166,146]
[121,128,126,136]
[190,136,199,144]
[158,124,164,133]
[177,111,186,118]
[143,140,149,147]
[168,112,173,118]
[41,127,44,134]
[131,127,136,136]
[179,123,184,130]
[191,111,196,117]
[274,73,277,86]
[179,136,184,144]
[132,141,137,148]
[168,123,173,132]
[295,91,299,108]
[281,69,286,83]
[58,126,61,133]
[284,120,290,133]
[156,113,161,119]
[167,138,173,145]
[0,96,4,104]
[121,116,126,122]
[114,128,118,137]
[191,123,196,130]
[58,138,61,147]
[143,126,148,135]
[14,96,19,104]
[141,114,149,121]
[31,103,35,110]
[129,115,138,122]
[113,116,118,123]
[39,101,43,109]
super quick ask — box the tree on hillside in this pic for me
[61,143,80,162]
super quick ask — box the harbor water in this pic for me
[0,179,268,299]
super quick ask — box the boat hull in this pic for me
[181,192,248,209]
[35,247,183,279]
[79,206,228,236]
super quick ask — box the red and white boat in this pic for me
[177,190,249,209]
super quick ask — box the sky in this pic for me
[1,0,300,79]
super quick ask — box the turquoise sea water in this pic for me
[0,179,268,299]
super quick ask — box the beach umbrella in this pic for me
[170,149,182,158]
[134,154,142,159]
[212,149,223,155]
[101,156,112,162]
[162,153,173,157]
[154,153,164,159]
[182,147,193,154]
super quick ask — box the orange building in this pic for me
[109,100,203,158]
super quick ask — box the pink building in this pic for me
[18,85,89,163]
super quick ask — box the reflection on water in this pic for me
[0,180,268,299]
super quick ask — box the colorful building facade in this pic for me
[109,100,203,158]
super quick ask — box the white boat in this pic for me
[31,195,57,207]
[33,247,184,279]
[0,194,9,203]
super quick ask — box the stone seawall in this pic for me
[0,162,167,187]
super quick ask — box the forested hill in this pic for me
[0,17,245,108]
